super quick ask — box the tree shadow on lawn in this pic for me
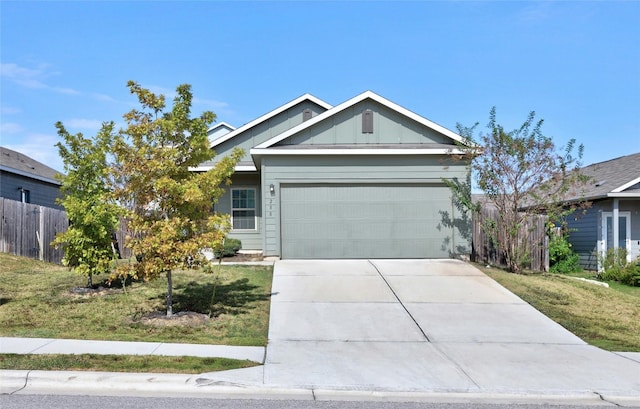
[167,278,271,317]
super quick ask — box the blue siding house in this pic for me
[0,147,62,209]
[562,153,640,270]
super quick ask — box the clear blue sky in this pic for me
[1,1,639,173]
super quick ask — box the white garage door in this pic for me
[280,184,453,259]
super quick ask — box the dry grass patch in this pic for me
[481,265,640,352]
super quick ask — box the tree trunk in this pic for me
[166,270,173,317]
[87,273,93,288]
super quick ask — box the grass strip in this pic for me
[0,354,258,374]
[482,266,640,352]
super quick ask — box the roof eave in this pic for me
[607,192,640,198]
[0,165,62,185]
[250,147,468,156]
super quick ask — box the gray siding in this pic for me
[261,155,470,257]
[280,100,451,146]
[214,173,262,250]
[0,171,62,210]
[203,101,327,166]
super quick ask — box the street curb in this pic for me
[3,370,640,406]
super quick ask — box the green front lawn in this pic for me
[482,265,640,352]
[0,253,273,346]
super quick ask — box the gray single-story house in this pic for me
[0,146,62,209]
[193,91,472,259]
[562,152,640,270]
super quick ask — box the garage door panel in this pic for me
[281,184,452,259]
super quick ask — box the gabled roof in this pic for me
[253,90,468,150]
[574,152,640,200]
[207,121,236,134]
[0,146,62,185]
[209,94,332,148]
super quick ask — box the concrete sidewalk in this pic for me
[0,337,265,363]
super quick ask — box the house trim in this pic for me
[607,192,640,198]
[189,164,257,172]
[207,121,236,133]
[0,165,61,186]
[250,147,467,156]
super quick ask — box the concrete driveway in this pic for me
[261,259,640,397]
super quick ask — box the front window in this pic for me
[231,188,256,230]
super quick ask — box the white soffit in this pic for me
[188,164,257,172]
[250,148,468,156]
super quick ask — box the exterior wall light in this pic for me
[269,184,275,194]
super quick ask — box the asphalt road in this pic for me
[2,395,638,409]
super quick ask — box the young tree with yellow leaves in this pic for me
[111,81,242,316]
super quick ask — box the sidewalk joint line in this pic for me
[29,338,56,354]
[150,343,163,355]
[368,260,431,342]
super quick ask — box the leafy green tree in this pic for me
[111,81,243,316]
[446,108,589,274]
[53,121,120,287]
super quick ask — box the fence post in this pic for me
[38,205,44,261]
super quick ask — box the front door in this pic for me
[601,211,631,263]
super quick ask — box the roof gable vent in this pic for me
[362,109,373,133]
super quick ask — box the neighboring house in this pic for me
[192,91,473,259]
[0,146,63,209]
[562,153,640,270]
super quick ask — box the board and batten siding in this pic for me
[281,100,450,146]
[260,155,469,257]
[201,100,327,167]
[214,173,262,250]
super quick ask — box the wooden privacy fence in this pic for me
[0,198,68,263]
[472,206,549,272]
[0,198,132,264]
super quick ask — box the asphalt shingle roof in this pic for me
[573,152,640,201]
[0,146,62,183]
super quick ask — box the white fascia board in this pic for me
[255,90,469,149]
[611,176,640,193]
[607,192,640,198]
[207,122,236,132]
[209,94,332,148]
[188,164,257,172]
[0,165,62,185]
[250,147,468,156]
